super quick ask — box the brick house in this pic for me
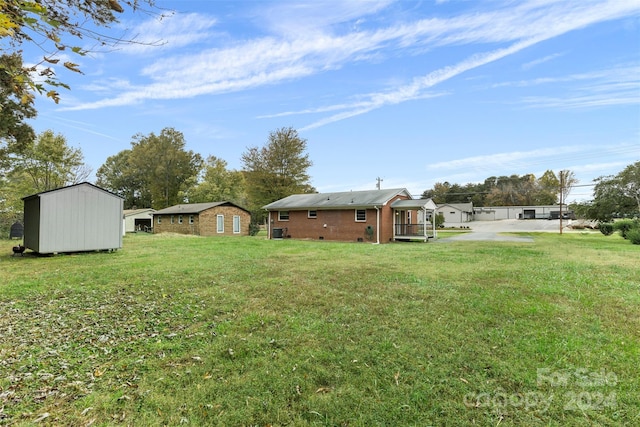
[263,188,437,243]
[153,202,251,236]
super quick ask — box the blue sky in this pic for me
[27,0,640,201]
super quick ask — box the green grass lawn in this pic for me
[1,233,638,426]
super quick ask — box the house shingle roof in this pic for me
[263,188,411,210]
[154,202,247,215]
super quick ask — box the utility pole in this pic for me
[376,177,383,190]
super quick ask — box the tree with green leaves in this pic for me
[1,0,160,105]
[618,161,640,214]
[557,170,577,233]
[421,171,565,207]
[575,161,640,221]
[241,127,314,219]
[8,129,89,193]
[0,129,89,233]
[97,129,204,209]
[536,170,560,205]
[96,149,151,209]
[0,53,36,154]
[1,0,161,162]
[186,155,247,205]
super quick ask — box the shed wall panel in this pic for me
[23,197,41,251]
[26,184,123,253]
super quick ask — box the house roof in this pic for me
[154,201,248,215]
[22,182,122,200]
[263,188,411,210]
[391,198,438,210]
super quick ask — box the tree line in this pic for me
[420,170,571,207]
[2,123,637,236]
[0,126,314,233]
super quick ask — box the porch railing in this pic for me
[394,223,433,237]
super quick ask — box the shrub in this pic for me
[614,219,639,239]
[626,228,640,245]
[599,223,615,236]
[248,221,261,236]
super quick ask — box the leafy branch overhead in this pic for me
[1,1,163,102]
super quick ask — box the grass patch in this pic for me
[1,233,638,426]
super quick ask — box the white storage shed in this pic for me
[22,182,123,254]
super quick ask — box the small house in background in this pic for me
[153,202,251,236]
[263,188,438,243]
[22,182,123,254]
[437,203,474,225]
[123,208,155,233]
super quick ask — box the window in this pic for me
[157,216,162,224]
[278,211,289,221]
[170,215,175,224]
[217,214,224,233]
[355,209,366,222]
[189,215,194,224]
[178,215,183,224]
[233,215,241,233]
[308,210,317,218]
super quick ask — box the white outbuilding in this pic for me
[123,208,155,233]
[22,182,123,254]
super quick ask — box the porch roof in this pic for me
[390,198,437,210]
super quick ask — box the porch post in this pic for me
[267,211,271,239]
[432,208,437,239]
[375,206,380,244]
[423,207,428,241]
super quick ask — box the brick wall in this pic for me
[153,206,250,236]
[199,206,251,236]
[268,195,407,243]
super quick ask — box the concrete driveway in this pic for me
[435,219,570,242]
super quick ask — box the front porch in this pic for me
[394,223,436,241]
[390,198,438,242]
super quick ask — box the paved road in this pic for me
[435,219,577,242]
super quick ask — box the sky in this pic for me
[25,0,640,202]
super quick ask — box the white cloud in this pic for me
[61,0,640,115]
[425,144,640,180]
[521,53,564,70]
[118,12,219,54]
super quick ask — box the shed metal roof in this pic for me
[123,208,155,216]
[437,202,473,212]
[154,201,248,215]
[263,188,411,210]
[22,182,122,200]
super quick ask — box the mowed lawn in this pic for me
[0,232,638,426]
